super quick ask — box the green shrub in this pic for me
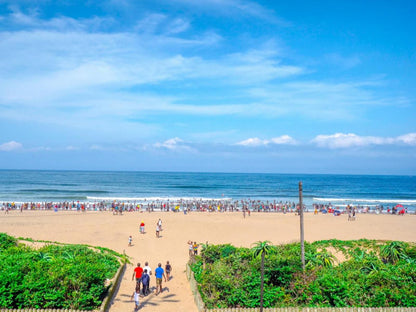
[0,233,120,310]
[0,232,17,250]
[192,239,416,308]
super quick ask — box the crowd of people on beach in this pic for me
[1,199,413,215]
[2,197,413,311]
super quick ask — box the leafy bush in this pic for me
[191,239,416,308]
[0,233,120,310]
[0,233,17,250]
[380,241,407,264]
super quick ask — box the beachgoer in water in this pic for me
[155,263,167,295]
[165,261,172,281]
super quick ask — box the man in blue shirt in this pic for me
[155,263,167,295]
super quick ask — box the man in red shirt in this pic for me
[132,263,144,292]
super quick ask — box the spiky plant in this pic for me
[252,241,273,312]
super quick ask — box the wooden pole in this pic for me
[299,181,305,271]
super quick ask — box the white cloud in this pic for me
[0,8,412,152]
[166,18,190,34]
[236,135,296,146]
[0,23,304,127]
[172,0,289,25]
[0,141,23,151]
[134,13,166,33]
[178,45,303,85]
[312,133,385,148]
[311,133,416,149]
[236,137,265,146]
[3,12,401,127]
[8,7,112,32]
[246,78,409,120]
[153,137,195,152]
[154,137,183,149]
[397,133,416,146]
[270,135,297,145]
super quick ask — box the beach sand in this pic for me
[1,210,415,312]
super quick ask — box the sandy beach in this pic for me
[1,210,415,312]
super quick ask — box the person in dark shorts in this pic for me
[142,269,150,296]
[193,241,198,255]
[165,261,172,281]
[156,223,160,238]
[143,261,152,292]
[132,263,143,292]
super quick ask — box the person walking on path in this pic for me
[155,263,167,295]
[132,263,143,292]
[143,261,152,293]
[131,286,140,310]
[156,223,160,238]
[143,262,152,276]
[165,261,172,281]
[142,269,150,296]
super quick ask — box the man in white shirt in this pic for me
[143,261,152,276]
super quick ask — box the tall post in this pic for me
[299,181,305,271]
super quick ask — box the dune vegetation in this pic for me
[191,239,416,309]
[0,233,121,310]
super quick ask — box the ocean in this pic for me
[0,170,415,211]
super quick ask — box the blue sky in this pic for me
[0,0,415,174]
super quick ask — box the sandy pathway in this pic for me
[1,210,415,312]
